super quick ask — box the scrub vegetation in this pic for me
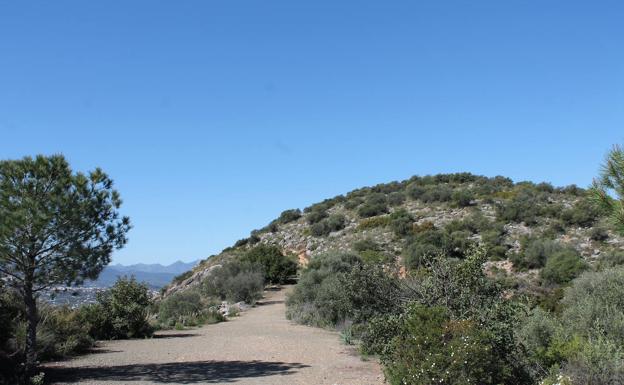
[3,145,624,384]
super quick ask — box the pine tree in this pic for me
[592,145,624,234]
[0,155,130,376]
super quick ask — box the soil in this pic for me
[45,286,384,385]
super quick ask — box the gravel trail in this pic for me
[45,287,384,385]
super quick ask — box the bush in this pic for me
[357,215,391,230]
[306,208,327,224]
[590,225,609,241]
[512,238,568,270]
[560,268,624,346]
[342,263,401,324]
[359,250,391,264]
[387,191,406,206]
[172,270,193,284]
[540,249,586,285]
[160,291,225,328]
[404,228,455,270]
[33,305,94,361]
[563,337,624,385]
[243,245,297,284]
[353,238,390,264]
[310,214,346,237]
[352,238,381,253]
[451,189,474,207]
[404,242,440,270]
[380,247,533,384]
[496,189,542,224]
[85,276,154,340]
[420,185,453,203]
[406,183,426,200]
[381,305,505,385]
[202,260,265,303]
[277,209,301,224]
[521,268,624,383]
[286,252,401,330]
[343,197,364,210]
[286,252,361,327]
[357,194,389,218]
[559,199,602,227]
[159,291,204,327]
[599,249,624,268]
[388,209,414,237]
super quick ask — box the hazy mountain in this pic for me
[86,260,199,289]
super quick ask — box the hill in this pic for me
[163,172,623,298]
[88,260,199,289]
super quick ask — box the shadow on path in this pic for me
[255,300,284,306]
[152,333,199,339]
[46,360,310,384]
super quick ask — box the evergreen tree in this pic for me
[593,144,624,234]
[0,155,130,376]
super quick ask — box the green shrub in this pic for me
[311,214,346,236]
[406,183,426,200]
[388,209,414,237]
[496,189,543,224]
[352,239,390,264]
[343,197,364,210]
[404,228,455,270]
[599,249,624,268]
[342,263,401,324]
[233,238,249,247]
[451,189,474,207]
[384,247,533,384]
[306,208,327,224]
[286,252,360,327]
[202,260,265,303]
[357,193,389,218]
[381,305,505,385]
[559,199,602,227]
[404,243,439,270]
[85,276,154,340]
[357,215,391,230]
[560,268,624,345]
[158,290,225,329]
[540,249,586,285]
[512,238,568,270]
[277,209,301,224]
[387,191,406,206]
[243,245,297,284]
[33,305,94,360]
[420,185,453,203]
[158,291,204,327]
[361,314,401,356]
[286,252,401,330]
[563,337,624,385]
[590,225,609,241]
[172,270,193,284]
[359,250,391,264]
[352,238,381,253]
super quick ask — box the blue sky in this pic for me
[1,1,623,264]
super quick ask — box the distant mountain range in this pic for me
[86,260,199,289]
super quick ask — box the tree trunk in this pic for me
[23,279,38,377]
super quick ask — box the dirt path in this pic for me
[45,287,384,385]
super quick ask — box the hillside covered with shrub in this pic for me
[162,170,624,384]
[166,172,622,299]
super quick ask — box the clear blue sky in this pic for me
[1,1,623,264]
